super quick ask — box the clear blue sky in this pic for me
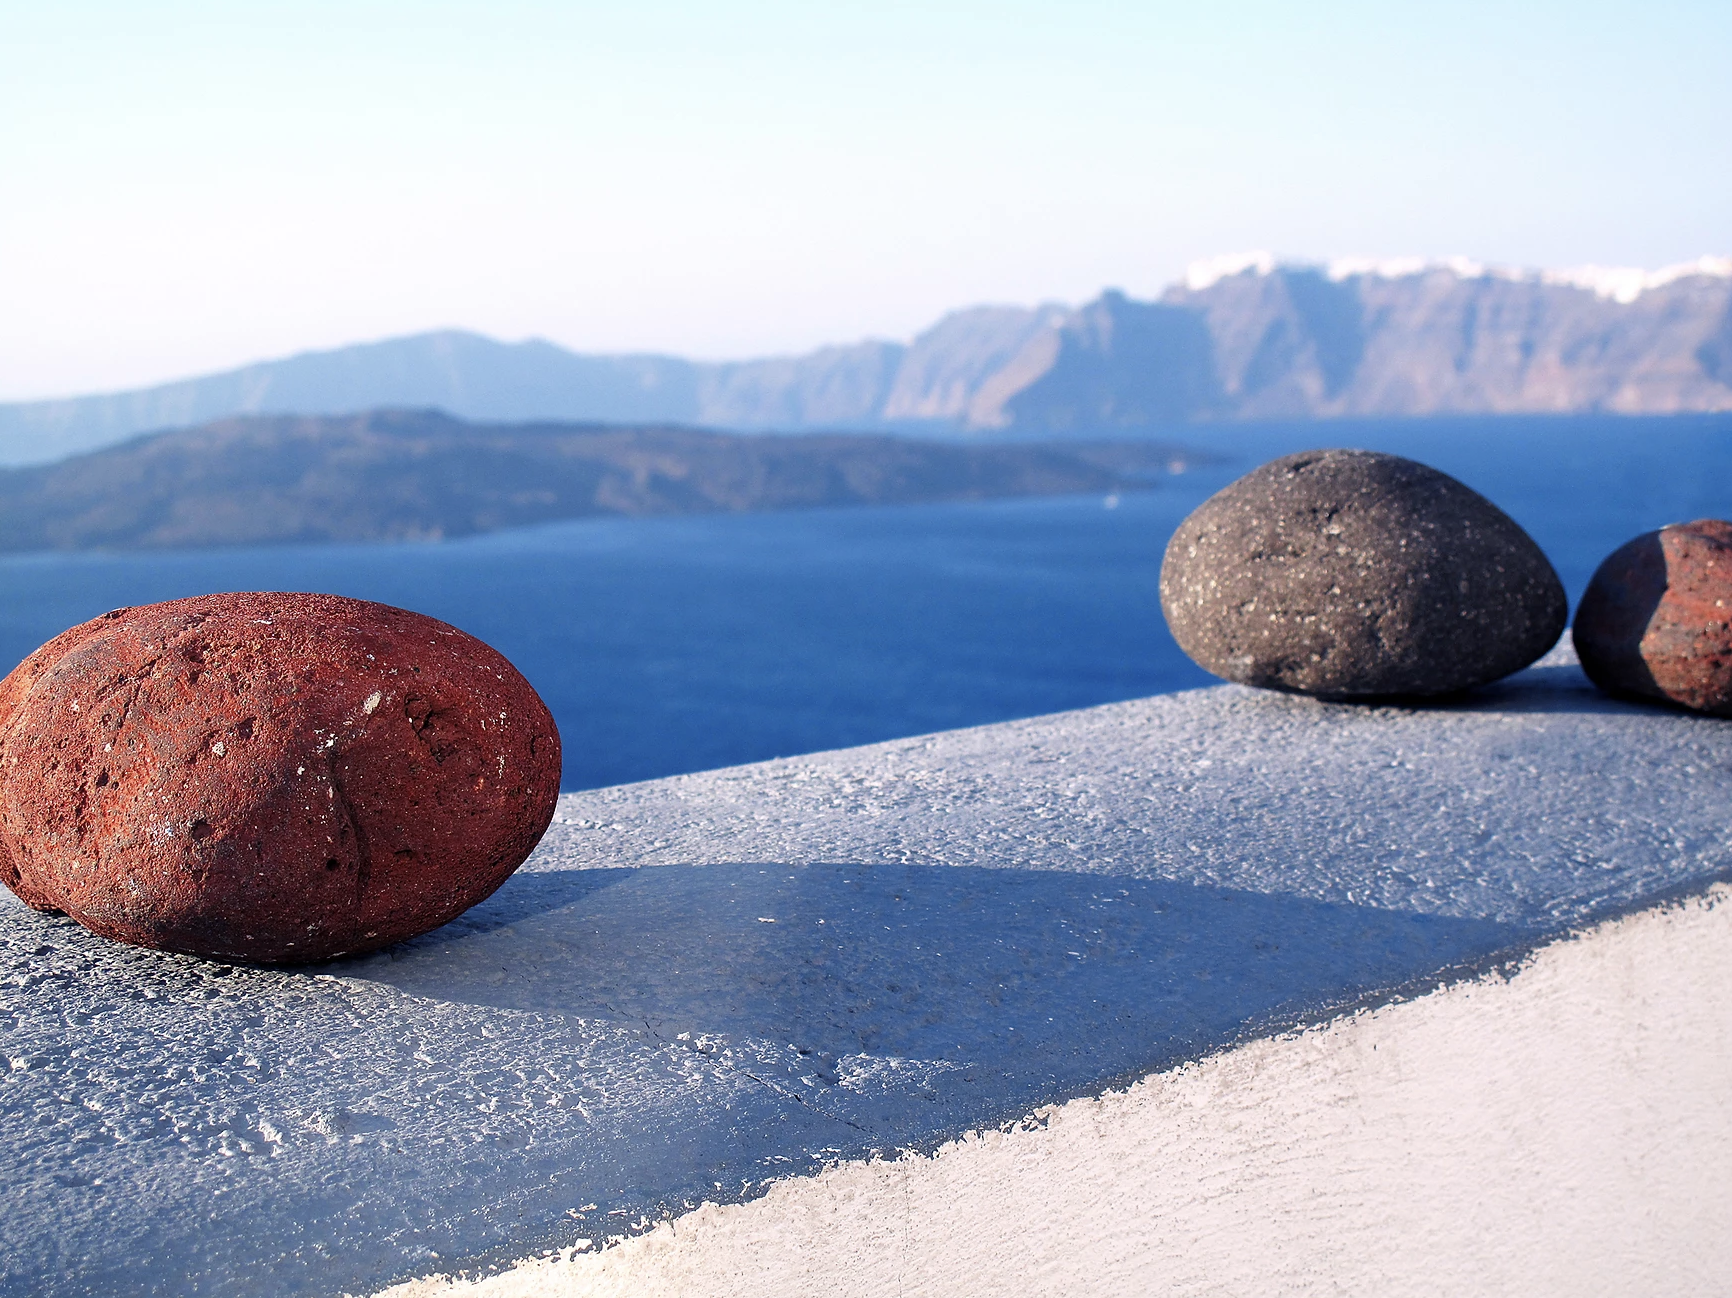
[2,0,1727,399]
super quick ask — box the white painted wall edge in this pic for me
[371,882,1732,1298]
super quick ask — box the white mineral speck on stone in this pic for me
[364,692,382,715]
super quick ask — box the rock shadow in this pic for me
[1235,662,1666,717]
[335,862,1526,1134]
[1433,664,1618,713]
[1440,661,1680,717]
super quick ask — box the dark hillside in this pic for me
[0,410,1209,552]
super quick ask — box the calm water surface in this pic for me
[0,414,1726,790]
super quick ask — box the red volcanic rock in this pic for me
[0,592,560,962]
[1573,519,1732,716]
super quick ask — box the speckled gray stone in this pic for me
[1160,449,1566,698]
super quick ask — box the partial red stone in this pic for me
[0,593,561,962]
[1573,519,1732,716]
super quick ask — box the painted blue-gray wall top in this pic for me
[2,648,1729,1296]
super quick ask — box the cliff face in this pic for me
[2,259,1728,463]
[1155,262,1732,421]
[974,261,1732,430]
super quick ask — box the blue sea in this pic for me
[0,414,1727,791]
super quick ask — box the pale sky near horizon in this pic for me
[2,0,1728,401]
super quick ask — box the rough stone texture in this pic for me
[1160,449,1566,697]
[0,592,560,963]
[1573,519,1732,716]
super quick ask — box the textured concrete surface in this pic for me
[3,645,1730,1295]
[381,882,1732,1298]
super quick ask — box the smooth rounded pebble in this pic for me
[1160,449,1566,698]
[0,592,561,963]
[1573,519,1732,716]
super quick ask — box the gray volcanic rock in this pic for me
[1160,449,1566,698]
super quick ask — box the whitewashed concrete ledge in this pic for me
[2,644,1729,1297]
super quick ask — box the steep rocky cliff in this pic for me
[1154,258,1732,421]
[3,258,1727,463]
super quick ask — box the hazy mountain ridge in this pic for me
[3,257,1728,465]
[1164,260,1732,418]
[0,410,1205,552]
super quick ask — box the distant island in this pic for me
[0,410,1210,553]
[1,254,1728,465]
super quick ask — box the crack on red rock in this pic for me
[404,695,457,765]
[102,657,163,742]
[325,755,373,904]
